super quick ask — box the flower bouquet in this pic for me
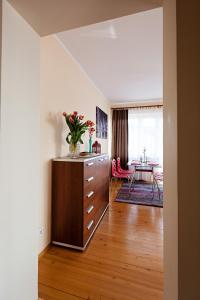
[63,111,95,157]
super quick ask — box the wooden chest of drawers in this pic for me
[52,154,109,250]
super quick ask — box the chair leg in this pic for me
[151,173,154,192]
[110,177,113,193]
[157,184,161,201]
[152,177,156,199]
[129,174,135,192]
[154,178,161,201]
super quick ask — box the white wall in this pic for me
[0,1,40,299]
[39,35,109,252]
[163,0,178,299]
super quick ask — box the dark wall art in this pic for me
[96,106,108,139]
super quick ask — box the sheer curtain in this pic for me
[128,107,163,166]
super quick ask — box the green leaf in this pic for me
[66,132,71,144]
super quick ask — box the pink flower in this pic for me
[86,120,95,127]
[73,111,78,116]
[69,116,74,123]
[63,112,67,117]
[89,127,95,136]
[79,115,84,120]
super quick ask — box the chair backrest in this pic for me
[154,172,163,181]
[117,157,122,172]
[111,159,118,176]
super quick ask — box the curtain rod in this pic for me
[111,104,163,110]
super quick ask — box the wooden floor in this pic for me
[38,181,163,300]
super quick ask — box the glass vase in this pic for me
[89,136,92,153]
[69,143,80,158]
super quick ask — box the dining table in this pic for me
[127,160,161,191]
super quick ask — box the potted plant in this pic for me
[63,111,95,157]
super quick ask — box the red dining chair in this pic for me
[117,157,134,175]
[153,171,163,201]
[111,159,131,182]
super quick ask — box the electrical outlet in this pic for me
[39,227,43,236]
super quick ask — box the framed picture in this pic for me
[96,106,108,139]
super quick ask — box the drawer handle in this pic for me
[87,205,94,214]
[86,176,94,182]
[87,191,94,198]
[87,162,94,166]
[87,220,94,230]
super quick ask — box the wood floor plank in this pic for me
[39,181,163,300]
[39,284,87,300]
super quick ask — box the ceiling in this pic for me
[57,8,163,103]
[7,0,163,36]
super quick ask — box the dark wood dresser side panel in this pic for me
[52,161,83,247]
[94,156,109,224]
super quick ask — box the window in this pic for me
[128,107,163,165]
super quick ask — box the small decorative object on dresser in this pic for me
[52,154,109,250]
[92,140,101,154]
[62,111,95,158]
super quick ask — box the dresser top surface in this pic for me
[53,153,108,162]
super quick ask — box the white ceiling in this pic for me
[56,8,163,103]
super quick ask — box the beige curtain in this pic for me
[112,109,128,169]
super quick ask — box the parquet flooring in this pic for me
[39,181,163,300]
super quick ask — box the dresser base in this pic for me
[52,204,109,251]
